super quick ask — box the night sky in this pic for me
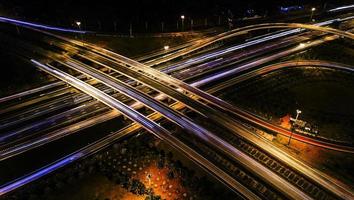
[0,0,351,31]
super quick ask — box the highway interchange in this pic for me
[0,9,354,200]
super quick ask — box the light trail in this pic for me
[0,17,88,34]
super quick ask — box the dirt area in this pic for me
[48,175,145,200]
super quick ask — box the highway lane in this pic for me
[135,35,211,63]
[172,31,321,80]
[0,92,88,130]
[0,83,111,131]
[0,85,75,115]
[29,60,259,200]
[0,98,108,146]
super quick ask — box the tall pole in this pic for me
[310,7,316,22]
[289,109,301,146]
[113,21,117,32]
[181,15,185,31]
[288,128,294,146]
[129,22,133,37]
[76,21,84,46]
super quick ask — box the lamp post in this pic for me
[288,109,302,146]
[75,21,84,46]
[181,15,185,31]
[310,7,316,22]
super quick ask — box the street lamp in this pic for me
[295,109,302,121]
[164,45,169,50]
[75,21,84,46]
[181,15,185,31]
[288,109,302,146]
[310,7,316,22]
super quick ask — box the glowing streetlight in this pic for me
[181,15,185,31]
[310,7,316,22]
[75,21,84,46]
[164,45,169,50]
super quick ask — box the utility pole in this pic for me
[113,21,117,32]
[181,15,185,31]
[129,23,133,37]
[310,7,316,22]
[76,21,84,46]
[288,109,302,146]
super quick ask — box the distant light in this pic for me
[164,45,169,50]
[76,21,81,26]
[181,15,185,19]
[311,7,316,11]
[299,43,306,48]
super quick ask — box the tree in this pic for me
[157,159,164,169]
[167,171,174,179]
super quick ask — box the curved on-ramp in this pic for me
[217,60,354,153]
